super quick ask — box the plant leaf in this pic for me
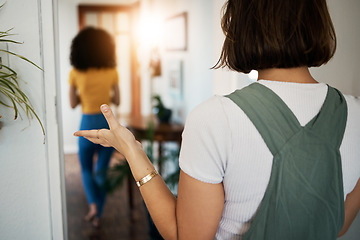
[0,79,16,93]
[0,38,22,45]
[0,49,42,70]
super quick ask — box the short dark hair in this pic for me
[70,27,116,70]
[214,0,336,73]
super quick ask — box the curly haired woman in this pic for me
[69,27,120,228]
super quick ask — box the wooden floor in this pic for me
[64,153,156,240]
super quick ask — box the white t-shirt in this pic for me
[179,80,360,239]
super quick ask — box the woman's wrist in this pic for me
[136,169,159,187]
[122,139,143,160]
[124,143,156,180]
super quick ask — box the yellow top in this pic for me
[69,67,119,114]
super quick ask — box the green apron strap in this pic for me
[226,83,302,156]
[304,86,348,149]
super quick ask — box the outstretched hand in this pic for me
[74,104,140,157]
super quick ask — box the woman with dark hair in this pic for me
[69,27,120,228]
[75,1,360,239]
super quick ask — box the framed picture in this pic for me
[168,60,183,100]
[164,12,188,51]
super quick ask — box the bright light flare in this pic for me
[137,14,163,48]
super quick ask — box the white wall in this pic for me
[0,0,64,239]
[58,0,83,154]
[310,0,360,96]
[141,0,215,121]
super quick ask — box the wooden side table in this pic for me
[119,114,184,173]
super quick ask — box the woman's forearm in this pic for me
[125,148,178,240]
[74,105,178,239]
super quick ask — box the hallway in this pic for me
[64,153,151,240]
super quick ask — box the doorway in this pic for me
[59,2,151,239]
[78,3,141,117]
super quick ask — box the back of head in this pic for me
[215,0,336,73]
[70,27,116,70]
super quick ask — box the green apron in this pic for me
[226,83,347,240]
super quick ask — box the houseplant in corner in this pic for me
[152,95,172,123]
[0,3,44,135]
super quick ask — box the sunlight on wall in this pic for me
[137,13,163,49]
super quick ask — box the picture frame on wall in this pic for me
[164,12,188,51]
[168,60,183,100]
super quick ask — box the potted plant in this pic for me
[152,95,172,123]
[0,3,44,135]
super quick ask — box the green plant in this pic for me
[152,95,172,123]
[104,159,131,194]
[0,3,44,135]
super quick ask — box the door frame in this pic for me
[41,0,67,239]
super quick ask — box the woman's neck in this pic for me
[257,67,318,83]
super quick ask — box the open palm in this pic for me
[74,104,141,157]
